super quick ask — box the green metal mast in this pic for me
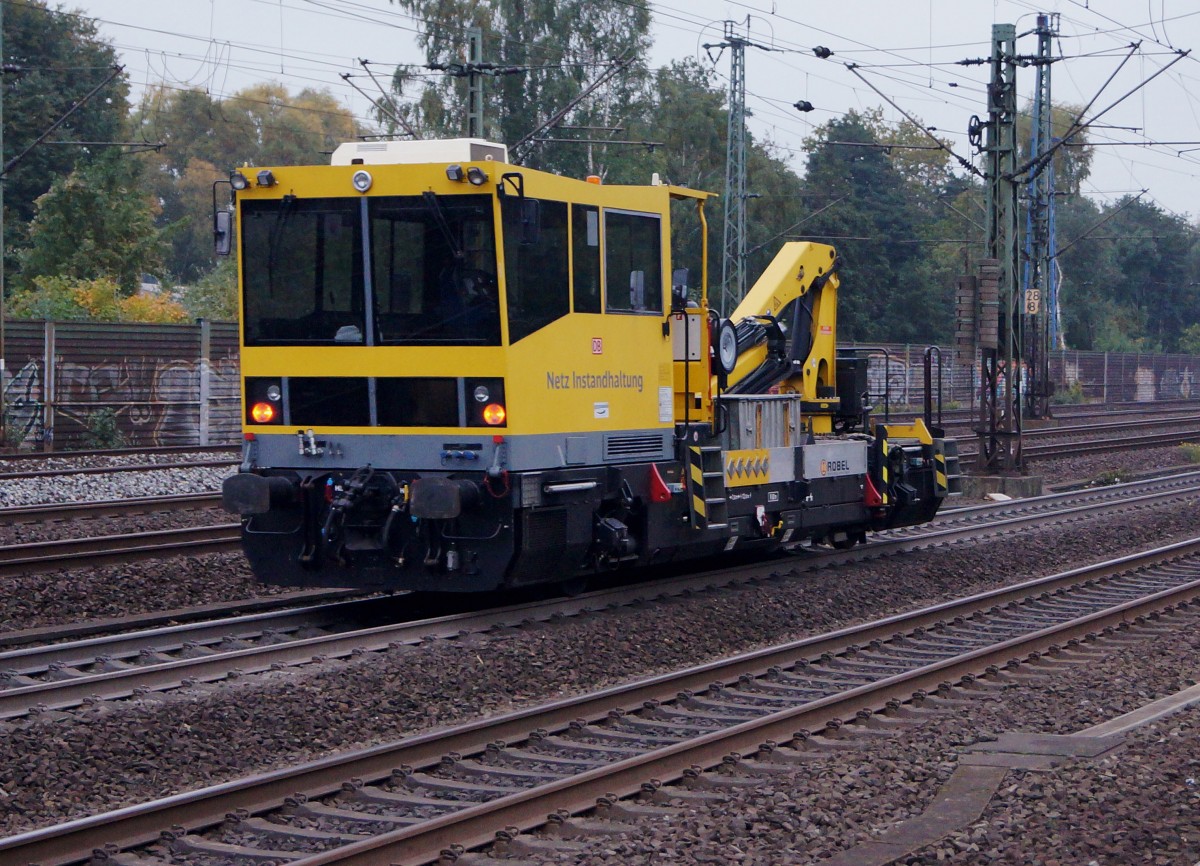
[978,23,1022,472]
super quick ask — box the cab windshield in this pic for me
[240,193,500,347]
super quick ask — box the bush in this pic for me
[1179,442,1200,463]
[1089,469,1132,487]
[1051,380,1086,405]
[82,408,126,449]
[7,275,188,323]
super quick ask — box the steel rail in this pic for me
[1020,414,1200,438]
[300,565,1200,866]
[0,596,386,678]
[6,538,1199,866]
[958,426,1200,464]
[0,588,369,649]
[0,458,236,481]
[0,524,240,577]
[0,492,221,526]
[3,474,1197,720]
[0,444,238,463]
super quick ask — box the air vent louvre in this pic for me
[604,433,666,461]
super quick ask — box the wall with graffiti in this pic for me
[1,320,240,449]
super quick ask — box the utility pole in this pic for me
[1,0,6,446]
[977,23,1023,473]
[720,20,747,316]
[466,26,483,139]
[704,20,777,316]
[426,29,523,140]
[1021,13,1058,419]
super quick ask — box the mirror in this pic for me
[214,209,232,256]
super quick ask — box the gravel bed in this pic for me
[0,478,1194,839]
[0,450,235,470]
[554,611,1200,865]
[0,551,274,636]
[0,464,230,508]
[0,505,228,547]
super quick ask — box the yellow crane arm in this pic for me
[720,241,841,401]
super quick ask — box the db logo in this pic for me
[592,338,603,354]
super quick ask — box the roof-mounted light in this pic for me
[446,164,465,182]
[230,171,249,191]
[351,169,373,193]
[256,169,276,187]
[466,166,488,186]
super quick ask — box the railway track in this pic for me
[0,443,238,463]
[0,523,239,577]
[958,424,1200,465]
[3,470,1196,722]
[0,492,220,526]
[6,537,1197,866]
[0,458,236,481]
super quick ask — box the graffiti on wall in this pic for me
[1,355,240,447]
[1157,367,1194,400]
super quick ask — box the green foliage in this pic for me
[1016,103,1094,195]
[1051,380,1086,405]
[1180,324,1200,355]
[82,408,126,450]
[7,275,187,323]
[1178,442,1200,463]
[1090,469,1133,486]
[17,152,165,293]
[1,422,28,452]
[797,109,957,343]
[390,0,653,177]
[133,83,363,283]
[2,1,129,245]
[182,257,239,321]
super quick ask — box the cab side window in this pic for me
[604,209,662,314]
[572,204,601,313]
[502,197,569,342]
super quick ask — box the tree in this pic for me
[7,275,187,323]
[18,151,164,294]
[1016,103,1094,196]
[798,110,955,343]
[2,1,130,265]
[389,0,653,177]
[181,257,238,321]
[134,83,363,285]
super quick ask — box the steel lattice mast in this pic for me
[1022,13,1058,419]
[718,20,748,317]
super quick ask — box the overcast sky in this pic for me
[59,0,1200,220]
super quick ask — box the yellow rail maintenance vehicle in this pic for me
[219,138,960,592]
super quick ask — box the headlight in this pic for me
[352,170,373,192]
[251,402,277,423]
[482,403,506,426]
[473,385,489,403]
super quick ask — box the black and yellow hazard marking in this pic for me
[688,445,707,527]
[879,435,890,505]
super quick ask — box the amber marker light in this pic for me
[482,403,507,426]
[250,401,277,423]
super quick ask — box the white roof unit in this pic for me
[330,138,509,166]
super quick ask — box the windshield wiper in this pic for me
[266,194,297,297]
[422,191,463,262]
